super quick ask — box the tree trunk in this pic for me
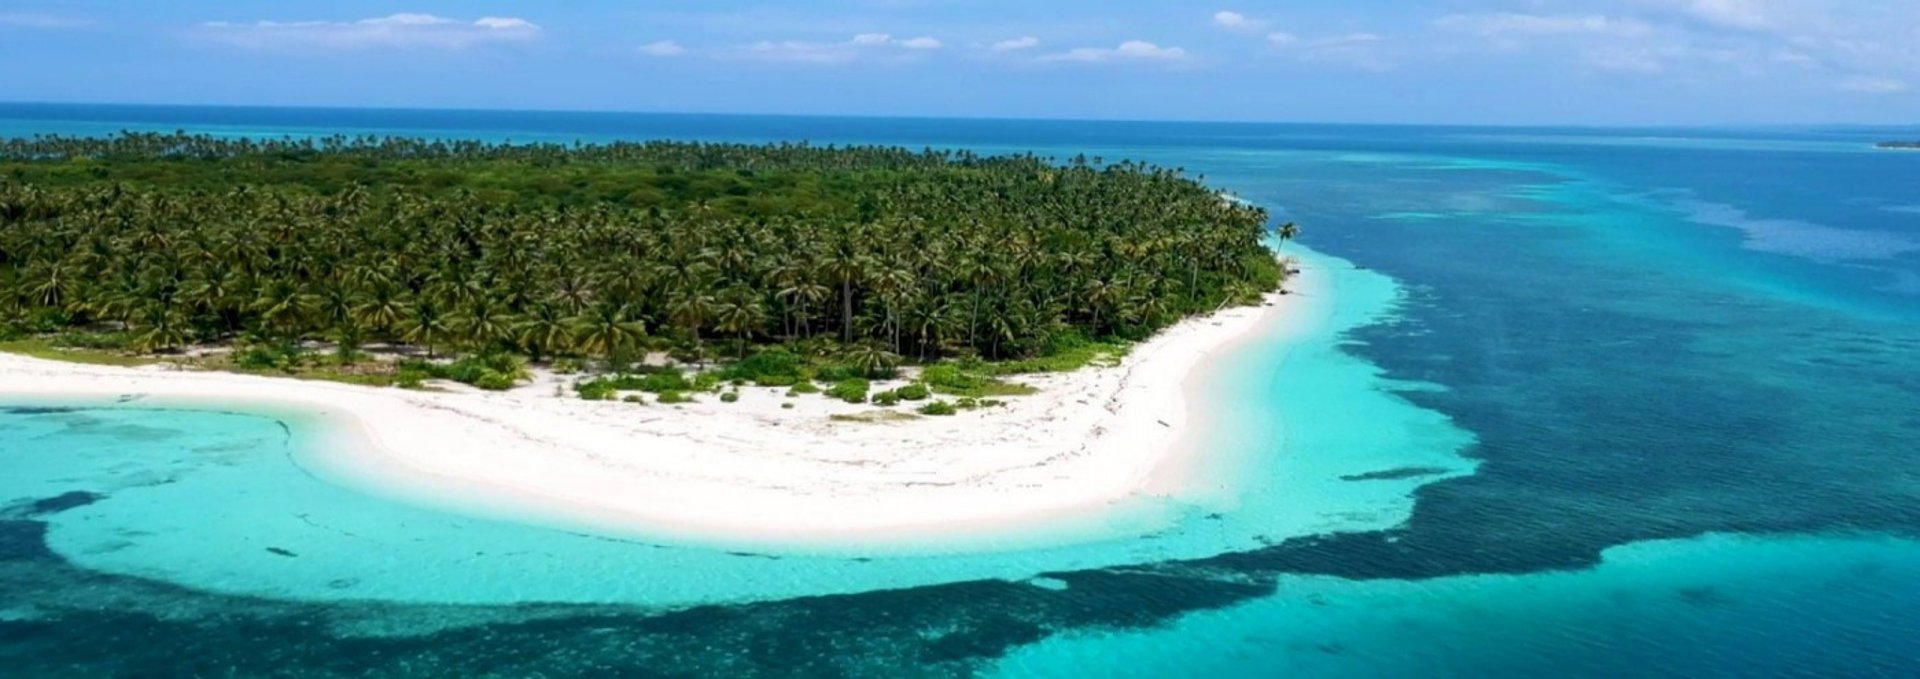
[841,277,854,343]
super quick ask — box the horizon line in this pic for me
[2,100,1916,133]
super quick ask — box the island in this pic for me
[1876,140,1920,149]
[0,132,1308,544]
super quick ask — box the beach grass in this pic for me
[0,338,160,368]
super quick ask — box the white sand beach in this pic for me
[0,260,1321,549]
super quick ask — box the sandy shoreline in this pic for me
[0,259,1323,550]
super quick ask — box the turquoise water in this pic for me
[2,105,1918,675]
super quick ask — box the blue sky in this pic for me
[2,1,1916,125]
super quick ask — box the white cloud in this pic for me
[1670,0,1772,29]
[1314,33,1382,47]
[638,40,686,57]
[1837,75,1907,94]
[1266,31,1392,70]
[201,13,541,50]
[1582,46,1670,73]
[741,33,942,64]
[1435,13,1651,39]
[989,36,1040,52]
[1040,40,1188,63]
[1213,11,1266,32]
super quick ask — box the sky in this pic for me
[1,0,1916,125]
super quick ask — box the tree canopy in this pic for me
[0,132,1283,363]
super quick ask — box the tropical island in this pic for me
[1875,140,1920,149]
[0,132,1309,543]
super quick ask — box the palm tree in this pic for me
[571,301,647,360]
[251,279,317,339]
[710,287,768,358]
[397,301,452,358]
[515,303,574,362]
[841,342,901,379]
[1276,221,1300,248]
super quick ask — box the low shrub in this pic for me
[234,342,307,372]
[894,383,931,401]
[813,363,863,383]
[872,390,901,407]
[720,391,740,404]
[719,350,806,382]
[788,381,821,395]
[52,331,138,351]
[657,390,694,404]
[472,371,518,391]
[754,374,799,387]
[825,378,869,404]
[918,401,958,416]
[575,379,619,401]
[395,370,430,390]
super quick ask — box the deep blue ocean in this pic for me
[2,103,1918,677]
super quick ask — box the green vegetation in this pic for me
[825,378,870,404]
[917,401,958,416]
[395,353,531,391]
[0,336,158,367]
[0,133,1283,375]
[657,390,695,404]
[919,363,1039,398]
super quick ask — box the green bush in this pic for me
[472,371,517,391]
[825,378,870,404]
[235,342,307,372]
[720,391,740,403]
[754,373,799,387]
[920,364,980,390]
[919,363,1037,397]
[551,357,584,374]
[872,390,901,406]
[895,382,931,401]
[918,401,958,416]
[623,394,647,404]
[719,350,806,382]
[52,331,138,351]
[814,363,863,383]
[693,371,723,392]
[788,381,821,395]
[575,379,619,401]
[398,353,529,390]
[395,369,430,390]
[657,390,694,404]
[591,369,690,393]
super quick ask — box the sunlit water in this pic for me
[2,105,1917,676]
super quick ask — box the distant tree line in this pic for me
[0,133,1284,363]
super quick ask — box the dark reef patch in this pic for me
[5,491,105,518]
[1339,466,1453,482]
[0,406,84,416]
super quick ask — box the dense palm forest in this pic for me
[0,133,1284,375]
